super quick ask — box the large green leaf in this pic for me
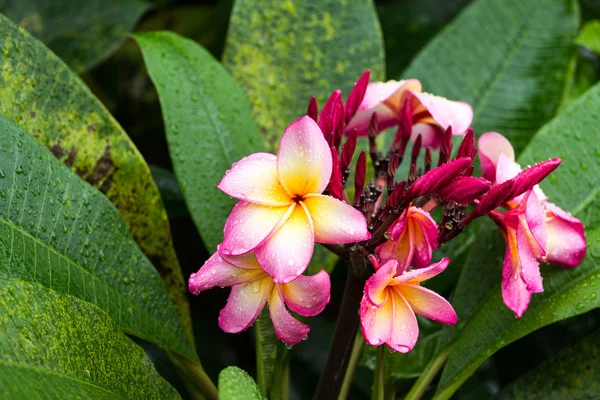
[0,115,196,362]
[0,0,148,72]
[0,278,179,399]
[402,0,579,153]
[377,0,471,78]
[434,83,600,398]
[495,332,600,399]
[135,31,265,251]
[0,14,192,340]
[219,366,266,400]
[223,0,385,150]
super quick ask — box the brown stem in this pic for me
[313,253,370,400]
[322,243,350,259]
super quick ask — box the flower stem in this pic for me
[338,334,365,400]
[270,343,290,400]
[313,253,369,400]
[371,346,386,400]
[255,319,268,396]
[404,346,452,400]
[176,354,219,400]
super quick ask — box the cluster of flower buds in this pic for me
[189,70,586,352]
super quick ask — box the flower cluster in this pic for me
[189,70,586,352]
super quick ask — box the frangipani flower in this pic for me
[360,258,457,353]
[376,206,438,270]
[345,79,473,148]
[218,116,370,283]
[479,132,586,317]
[188,248,330,344]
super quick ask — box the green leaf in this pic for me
[135,31,265,252]
[402,0,579,153]
[150,165,188,219]
[495,333,600,399]
[223,0,385,150]
[0,278,179,399]
[0,0,148,72]
[377,0,471,78]
[575,20,600,55]
[255,309,278,394]
[0,115,196,362]
[361,329,444,380]
[0,13,193,341]
[219,366,266,400]
[434,83,600,399]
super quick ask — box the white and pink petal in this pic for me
[218,277,272,333]
[302,194,370,244]
[278,270,331,317]
[397,284,457,325]
[268,289,310,345]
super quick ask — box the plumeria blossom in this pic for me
[376,206,438,270]
[188,248,330,345]
[345,79,473,148]
[479,132,586,317]
[217,116,370,283]
[360,258,457,353]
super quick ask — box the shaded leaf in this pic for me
[0,0,148,72]
[150,165,188,219]
[0,14,192,341]
[223,0,385,150]
[495,332,600,399]
[575,20,600,55]
[402,0,579,153]
[0,278,179,399]
[434,83,600,399]
[0,115,196,362]
[219,366,266,400]
[377,0,472,78]
[135,31,265,251]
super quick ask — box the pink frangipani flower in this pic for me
[376,206,438,271]
[218,116,370,283]
[478,132,586,317]
[345,79,473,148]
[360,258,457,353]
[189,247,330,345]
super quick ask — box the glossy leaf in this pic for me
[496,333,600,399]
[402,0,579,153]
[0,14,193,339]
[223,0,385,150]
[135,31,265,251]
[0,115,196,362]
[219,366,266,400]
[434,83,600,398]
[0,0,148,72]
[575,20,600,55]
[0,279,179,399]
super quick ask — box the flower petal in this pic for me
[544,202,586,268]
[377,237,412,272]
[256,204,314,283]
[397,284,457,325]
[346,80,422,136]
[478,132,515,182]
[189,251,264,295]
[268,288,310,345]
[496,152,522,185]
[302,194,370,244]
[410,208,439,268]
[516,222,543,293]
[365,260,397,306]
[360,293,392,347]
[407,91,473,135]
[221,201,294,256]
[219,247,262,270]
[395,258,450,285]
[218,277,272,333]
[279,270,331,317]
[217,153,292,206]
[388,289,420,353]
[523,191,547,256]
[410,123,443,149]
[277,116,332,196]
[501,238,531,318]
